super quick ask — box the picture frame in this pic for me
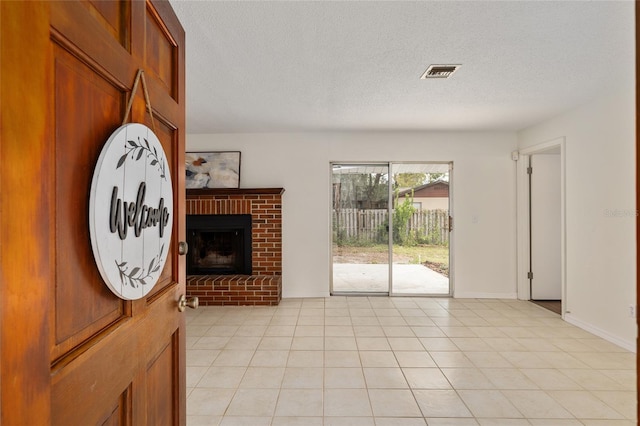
[185,151,241,189]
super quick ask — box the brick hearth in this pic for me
[186,188,283,306]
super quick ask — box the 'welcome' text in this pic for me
[109,182,170,240]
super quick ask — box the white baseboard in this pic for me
[453,292,518,299]
[282,292,330,299]
[564,313,635,352]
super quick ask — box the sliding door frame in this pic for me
[330,161,454,297]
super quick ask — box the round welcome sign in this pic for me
[89,123,173,300]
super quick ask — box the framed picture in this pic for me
[185,151,241,189]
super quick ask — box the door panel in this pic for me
[390,163,451,295]
[100,387,131,426]
[85,0,131,47]
[530,154,562,300]
[332,164,390,293]
[51,1,134,81]
[146,335,179,425]
[145,4,178,98]
[1,1,186,424]
[52,42,127,356]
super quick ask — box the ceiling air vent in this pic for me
[420,64,460,79]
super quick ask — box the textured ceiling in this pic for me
[169,0,634,134]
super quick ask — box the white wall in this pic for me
[187,132,518,299]
[518,88,636,349]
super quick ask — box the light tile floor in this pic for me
[186,297,636,425]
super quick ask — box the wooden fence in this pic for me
[333,208,449,245]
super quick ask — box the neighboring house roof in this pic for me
[398,180,449,198]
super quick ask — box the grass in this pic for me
[332,243,449,276]
[393,244,448,265]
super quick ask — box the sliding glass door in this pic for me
[331,162,452,296]
[331,164,390,293]
[390,163,451,295]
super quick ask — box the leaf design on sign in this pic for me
[116,154,128,169]
[115,247,165,287]
[116,137,167,180]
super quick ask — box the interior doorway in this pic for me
[516,139,566,316]
[331,162,452,295]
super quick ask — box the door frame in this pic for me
[516,137,566,317]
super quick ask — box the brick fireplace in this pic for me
[186,188,283,305]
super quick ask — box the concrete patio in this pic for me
[332,263,449,294]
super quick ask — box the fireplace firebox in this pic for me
[186,214,252,275]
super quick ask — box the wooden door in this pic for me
[530,154,562,300]
[0,1,187,424]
